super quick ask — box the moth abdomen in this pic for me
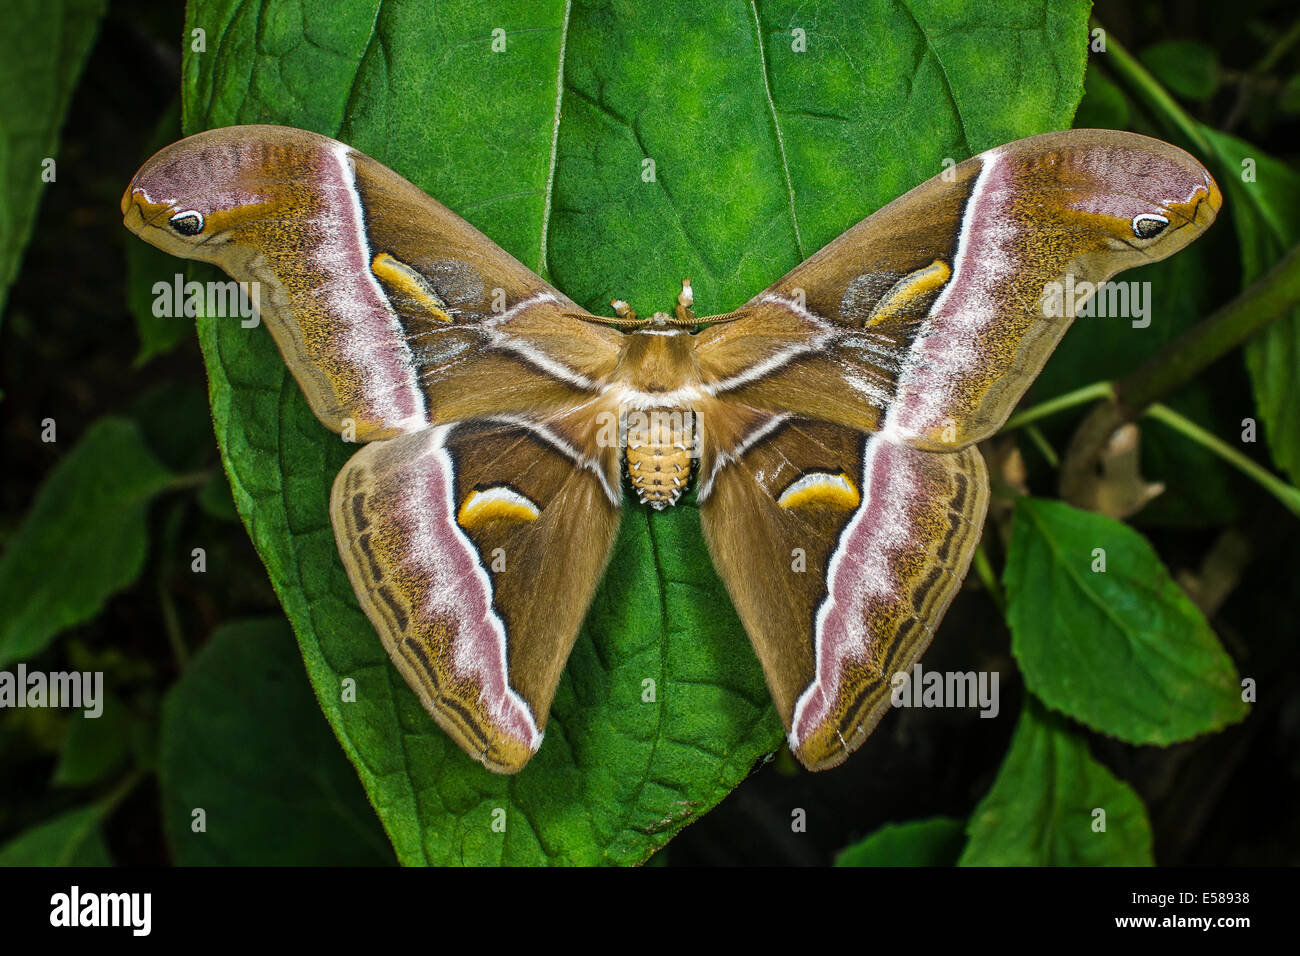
[624,407,694,509]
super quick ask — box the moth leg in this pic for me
[610,298,638,322]
[675,278,695,322]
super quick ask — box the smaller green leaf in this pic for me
[0,804,112,866]
[0,417,177,666]
[1139,40,1220,102]
[159,618,395,866]
[1074,66,1129,130]
[197,471,239,523]
[1005,498,1247,744]
[52,693,130,788]
[129,248,193,366]
[0,0,107,322]
[836,817,965,867]
[128,382,213,473]
[960,699,1153,866]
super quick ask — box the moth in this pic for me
[123,125,1220,773]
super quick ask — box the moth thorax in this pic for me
[624,407,694,510]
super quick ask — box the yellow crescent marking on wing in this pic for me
[371,252,453,322]
[864,259,952,328]
[457,487,541,528]
[777,472,860,510]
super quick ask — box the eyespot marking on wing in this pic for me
[457,486,541,528]
[371,252,454,323]
[168,210,205,236]
[777,472,861,510]
[862,259,952,329]
[1131,213,1169,239]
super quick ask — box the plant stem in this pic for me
[1256,17,1300,74]
[972,542,1005,616]
[1222,17,1300,131]
[1061,241,1300,504]
[100,771,145,816]
[166,471,212,493]
[1001,381,1115,432]
[1145,403,1300,518]
[1023,424,1060,469]
[156,576,189,671]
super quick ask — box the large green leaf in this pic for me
[177,0,1089,864]
[0,0,106,322]
[0,417,177,667]
[159,618,394,865]
[960,699,1153,866]
[1004,498,1247,744]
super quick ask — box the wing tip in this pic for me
[475,729,545,775]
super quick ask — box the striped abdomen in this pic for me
[625,407,694,509]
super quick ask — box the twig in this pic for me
[971,542,1005,616]
[1001,381,1114,432]
[1144,403,1300,518]
[1060,240,1300,505]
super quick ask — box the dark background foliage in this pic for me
[1,0,1297,865]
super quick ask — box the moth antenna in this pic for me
[689,308,751,327]
[564,310,649,329]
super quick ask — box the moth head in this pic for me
[121,125,304,261]
[1016,130,1223,268]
